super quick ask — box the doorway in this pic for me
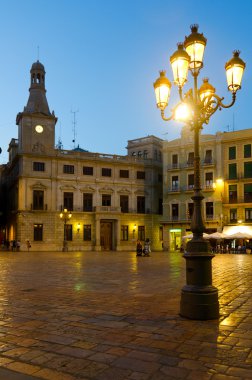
[170,229,181,251]
[100,221,113,250]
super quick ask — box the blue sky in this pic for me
[0,0,251,163]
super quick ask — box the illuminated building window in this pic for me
[138,226,145,241]
[34,224,43,241]
[121,225,128,241]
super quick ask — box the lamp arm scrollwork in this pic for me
[161,109,174,121]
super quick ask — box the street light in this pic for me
[153,24,245,320]
[60,208,72,251]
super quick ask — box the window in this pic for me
[205,172,213,188]
[158,173,163,182]
[206,202,213,219]
[137,171,145,180]
[188,203,194,219]
[187,152,194,166]
[230,208,237,222]
[204,150,212,164]
[172,204,179,220]
[83,224,91,241]
[172,154,178,168]
[120,195,129,213]
[34,224,43,241]
[143,150,148,159]
[65,224,72,241]
[229,146,236,160]
[159,226,163,241]
[83,166,93,175]
[63,165,74,174]
[229,185,237,203]
[158,198,163,215]
[172,175,179,190]
[244,183,252,202]
[102,168,112,177]
[244,144,251,158]
[33,162,45,171]
[83,193,93,211]
[138,226,145,241]
[121,225,128,241]
[137,196,145,213]
[188,174,194,189]
[64,192,73,210]
[228,163,237,179]
[244,162,252,178]
[120,169,129,178]
[33,190,44,210]
[245,209,252,222]
[102,194,111,206]
[138,151,142,158]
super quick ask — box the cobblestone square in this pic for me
[0,251,251,379]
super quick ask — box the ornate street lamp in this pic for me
[60,208,72,251]
[154,24,245,320]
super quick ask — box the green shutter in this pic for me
[244,162,252,178]
[244,144,251,158]
[229,163,237,179]
[244,183,252,192]
[229,146,236,160]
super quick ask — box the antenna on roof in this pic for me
[232,112,235,131]
[56,121,63,150]
[71,109,79,149]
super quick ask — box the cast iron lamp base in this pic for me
[180,238,219,320]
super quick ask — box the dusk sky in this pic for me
[0,0,251,163]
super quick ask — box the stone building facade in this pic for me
[162,126,252,251]
[0,61,163,251]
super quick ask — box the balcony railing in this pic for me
[222,197,252,204]
[31,204,47,211]
[202,159,215,166]
[94,206,121,212]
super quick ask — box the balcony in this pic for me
[31,204,47,211]
[168,186,181,193]
[222,197,252,204]
[202,159,215,166]
[167,163,180,171]
[94,206,121,213]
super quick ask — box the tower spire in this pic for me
[24,60,51,115]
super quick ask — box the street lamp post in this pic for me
[60,208,72,252]
[154,25,245,320]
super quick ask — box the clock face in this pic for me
[35,125,44,133]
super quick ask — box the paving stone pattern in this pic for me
[0,251,251,379]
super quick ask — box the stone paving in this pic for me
[0,250,251,379]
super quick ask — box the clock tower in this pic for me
[16,61,57,154]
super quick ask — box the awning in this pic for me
[223,225,252,236]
